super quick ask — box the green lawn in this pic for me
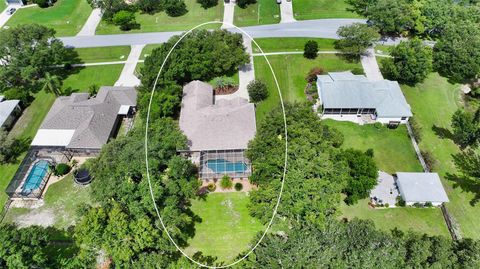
[5,175,92,229]
[252,37,336,53]
[374,44,393,56]
[323,120,423,173]
[340,199,450,237]
[61,64,124,91]
[96,0,223,34]
[292,0,360,20]
[184,193,264,263]
[5,0,92,36]
[253,54,362,120]
[234,0,280,27]
[139,44,162,60]
[401,73,480,239]
[74,46,131,63]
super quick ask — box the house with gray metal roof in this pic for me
[31,86,137,154]
[0,95,21,130]
[396,172,449,206]
[179,81,256,179]
[316,72,412,125]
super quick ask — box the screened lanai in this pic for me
[199,150,252,179]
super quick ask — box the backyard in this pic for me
[5,0,92,36]
[234,0,280,26]
[96,0,223,34]
[292,0,360,20]
[184,192,263,263]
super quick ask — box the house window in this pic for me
[401,117,407,120]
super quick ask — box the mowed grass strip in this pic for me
[292,0,360,20]
[96,0,223,34]
[5,0,92,36]
[234,0,280,26]
[252,37,336,53]
[185,193,264,263]
[401,73,480,239]
[253,54,362,120]
[74,46,131,63]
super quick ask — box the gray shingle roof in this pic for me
[317,72,412,117]
[32,86,136,150]
[0,98,20,128]
[179,81,256,151]
[397,172,449,203]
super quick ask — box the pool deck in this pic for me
[200,178,257,193]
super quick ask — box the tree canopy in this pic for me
[334,23,380,57]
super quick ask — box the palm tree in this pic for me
[40,72,62,96]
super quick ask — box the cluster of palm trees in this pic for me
[39,72,63,96]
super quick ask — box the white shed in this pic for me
[396,172,449,206]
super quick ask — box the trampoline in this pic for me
[74,168,92,185]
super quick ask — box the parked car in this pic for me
[276,0,281,4]
[6,8,16,15]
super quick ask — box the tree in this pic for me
[163,0,188,17]
[451,109,480,148]
[40,72,63,96]
[346,0,377,17]
[303,40,319,59]
[138,82,182,121]
[334,23,380,57]
[433,22,480,83]
[92,0,128,21]
[0,24,71,92]
[341,149,378,204]
[247,79,268,102]
[113,10,137,31]
[136,0,163,14]
[0,129,19,164]
[381,39,433,85]
[452,149,480,179]
[88,84,99,96]
[236,0,256,9]
[197,0,218,9]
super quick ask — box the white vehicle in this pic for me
[6,8,16,15]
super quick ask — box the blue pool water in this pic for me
[207,159,248,173]
[22,160,50,195]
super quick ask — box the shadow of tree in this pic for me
[432,124,455,141]
[445,173,480,206]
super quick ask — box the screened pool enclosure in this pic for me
[199,150,252,179]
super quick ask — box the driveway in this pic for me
[114,44,145,87]
[361,48,383,81]
[59,19,366,48]
[280,1,296,23]
[0,4,22,28]
[221,2,235,29]
[77,8,102,36]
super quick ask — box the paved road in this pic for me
[60,19,365,48]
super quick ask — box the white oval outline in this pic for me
[144,21,288,268]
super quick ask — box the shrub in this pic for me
[236,0,256,9]
[136,0,163,14]
[247,79,268,102]
[303,40,319,59]
[384,203,389,208]
[373,122,382,129]
[413,202,422,208]
[421,150,437,171]
[425,202,433,207]
[365,148,374,157]
[397,197,406,207]
[234,182,243,191]
[305,67,324,83]
[164,0,188,17]
[213,77,237,90]
[207,183,216,192]
[197,0,217,9]
[113,10,137,31]
[409,117,422,142]
[55,163,71,176]
[220,175,233,189]
[34,0,50,8]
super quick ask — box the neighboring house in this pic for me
[31,86,137,154]
[0,95,21,130]
[396,172,449,206]
[179,81,256,179]
[5,0,23,6]
[316,71,412,126]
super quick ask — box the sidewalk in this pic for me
[114,44,145,87]
[77,8,102,36]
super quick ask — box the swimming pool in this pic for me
[206,159,248,174]
[21,160,50,195]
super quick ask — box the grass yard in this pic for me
[74,46,131,63]
[323,120,423,173]
[5,0,92,36]
[401,73,480,239]
[253,54,362,120]
[61,64,124,91]
[293,0,360,20]
[252,37,336,53]
[5,175,92,229]
[184,193,264,263]
[234,0,280,27]
[340,199,450,237]
[139,44,162,60]
[96,0,223,34]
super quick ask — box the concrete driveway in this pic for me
[361,48,383,81]
[0,4,22,28]
[280,1,296,23]
[77,8,102,36]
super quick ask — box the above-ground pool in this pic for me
[21,160,50,195]
[206,159,248,174]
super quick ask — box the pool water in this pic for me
[22,160,50,195]
[206,159,248,173]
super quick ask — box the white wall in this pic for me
[376,117,409,124]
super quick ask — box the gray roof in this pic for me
[396,172,449,203]
[0,98,20,128]
[179,81,256,151]
[32,86,136,149]
[317,72,412,117]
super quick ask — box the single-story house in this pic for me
[396,172,449,206]
[0,95,21,130]
[316,71,412,125]
[31,86,137,155]
[179,81,256,179]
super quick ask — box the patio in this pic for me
[370,171,399,207]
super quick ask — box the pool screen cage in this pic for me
[199,149,252,179]
[5,149,55,199]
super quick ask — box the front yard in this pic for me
[292,0,360,20]
[5,0,92,36]
[234,0,280,26]
[184,192,263,263]
[252,37,336,53]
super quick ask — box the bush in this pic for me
[421,150,437,171]
[303,40,319,59]
[425,202,433,207]
[54,163,71,176]
[213,77,237,90]
[136,0,163,14]
[236,0,256,8]
[365,148,374,158]
[305,67,324,83]
[397,197,406,207]
[220,175,233,189]
[197,0,217,9]
[34,0,51,8]
[409,117,422,142]
[384,203,389,208]
[113,10,137,31]
[247,79,268,102]
[413,202,423,208]
[373,122,382,129]
[207,183,216,192]
[234,182,243,191]
[164,0,188,17]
